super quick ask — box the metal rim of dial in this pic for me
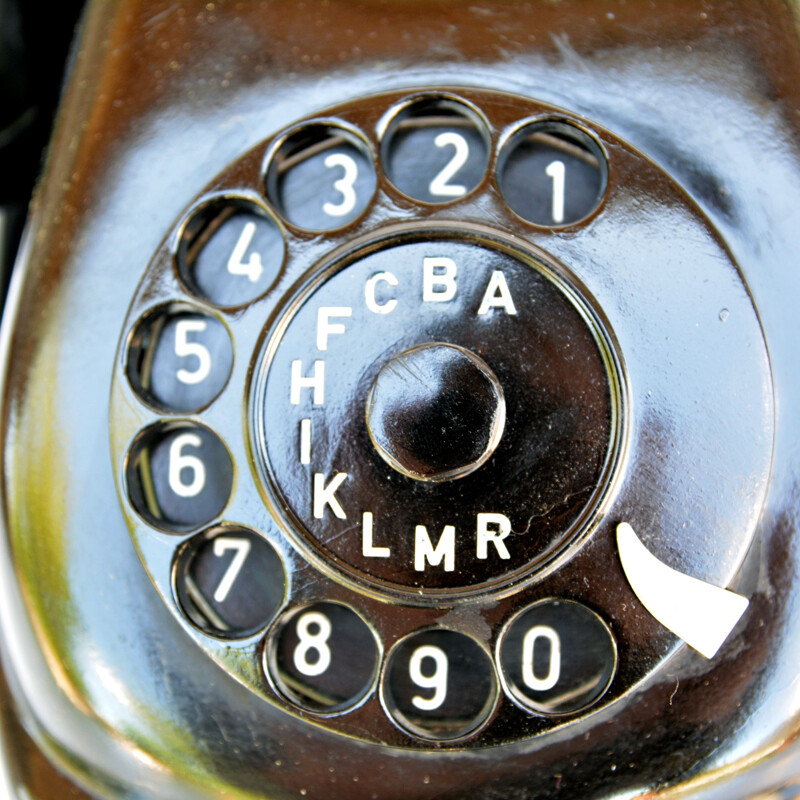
[109,87,773,748]
[249,222,628,604]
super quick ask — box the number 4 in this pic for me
[227,221,264,283]
[212,537,252,603]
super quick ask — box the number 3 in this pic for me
[323,153,358,217]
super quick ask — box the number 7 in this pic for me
[212,537,252,602]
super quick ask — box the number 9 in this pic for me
[409,645,448,711]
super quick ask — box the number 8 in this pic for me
[294,611,332,677]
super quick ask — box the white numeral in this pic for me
[294,611,332,677]
[409,645,448,710]
[227,221,264,282]
[522,625,561,691]
[168,433,206,498]
[174,319,211,385]
[323,153,358,217]
[429,132,469,197]
[212,537,252,603]
[545,159,566,224]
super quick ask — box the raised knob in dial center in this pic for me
[365,343,505,482]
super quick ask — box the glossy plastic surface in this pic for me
[1,1,800,797]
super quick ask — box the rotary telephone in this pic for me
[1,1,799,798]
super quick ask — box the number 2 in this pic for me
[323,153,358,217]
[212,537,251,603]
[429,132,469,197]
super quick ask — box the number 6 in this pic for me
[168,433,206,498]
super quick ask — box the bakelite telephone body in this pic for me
[1,1,800,798]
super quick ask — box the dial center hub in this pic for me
[366,342,505,482]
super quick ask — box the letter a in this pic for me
[477,271,517,316]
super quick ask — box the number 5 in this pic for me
[175,319,211,385]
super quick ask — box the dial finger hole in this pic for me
[497,599,617,716]
[497,119,608,227]
[174,526,286,639]
[266,601,380,715]
[126,302,233,413]
[125,420,234,532]
[176,196,285,308]
[264,122,376,231]
[380,95,490,204]
[381,628,498,741]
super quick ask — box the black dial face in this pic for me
[110,88,773,748]
[253,234,622,597]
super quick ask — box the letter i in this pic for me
[300,419,311,465]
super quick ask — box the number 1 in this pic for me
[212,537,252,603]
[545,159,565,224]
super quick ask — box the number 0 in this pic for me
[522,625,561,691]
